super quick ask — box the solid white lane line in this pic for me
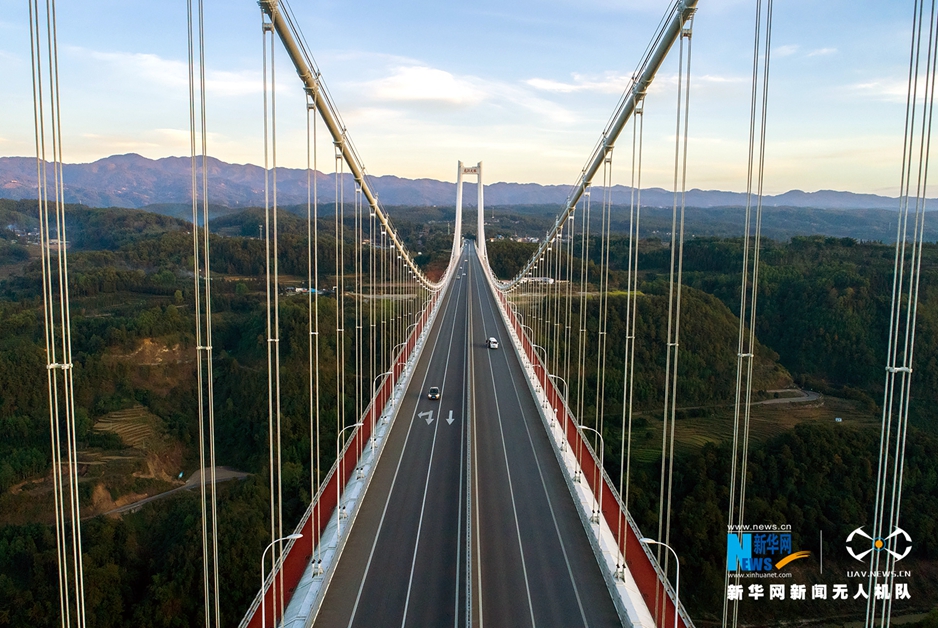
[454,250,471,626]
[469,247,484,628]
[472,254,537,628]
[345,271,461,627]
[401,249,468,626]
[470,251,484,628]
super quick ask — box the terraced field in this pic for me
[628,392,880,463]
[92,405,163,449]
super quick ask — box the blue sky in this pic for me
[0,0,917,195]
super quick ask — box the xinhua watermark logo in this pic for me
[727,525,810,573]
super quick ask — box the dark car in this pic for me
[427,386,441,400]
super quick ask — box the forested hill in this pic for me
[2,153,933,210]
[480,204,938,243]
[488,234,938,427]
[486,233,938,622]
[1,200,937,625]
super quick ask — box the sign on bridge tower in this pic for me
[453,161,485,261]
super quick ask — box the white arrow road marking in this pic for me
[419,410,434,425]
[446,410,455,425]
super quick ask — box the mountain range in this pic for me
[0,153,923,211]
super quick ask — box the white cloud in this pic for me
[342,106,407,127]
[368,66,486,106]
[355,63,577,124]
[773,45,836,60]
[774,44,799,58]
[641,72,746,97]
[525,72,630,94]
[81,49,188,89]
[696,74,748,84]
[850,78,910,103]
[72,47,277,98]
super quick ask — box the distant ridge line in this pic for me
[0,153,924,211]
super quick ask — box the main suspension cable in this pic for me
[491,0,699,292]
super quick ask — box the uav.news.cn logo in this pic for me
[845,526,912,562]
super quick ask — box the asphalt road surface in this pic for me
[314,244,619,627]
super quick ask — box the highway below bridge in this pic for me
[314,243,621,627]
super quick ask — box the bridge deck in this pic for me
[313,244,619,626]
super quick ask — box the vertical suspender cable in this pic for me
[380,226,385,387]
[353,186,360,466]
[554,235,560,374]
[334,144,343,520]
[340,150,347,454]
[538,249,545,347]
[271,38,285,620]
[261,18,274,612]
[29,0,67,622]
[539,246,546,349]
[196,0,222,621]
[188,0,221,624]
[564,209,575,410]
[723,2,773,627]
[575,191,592,480]
[50,2,83,622]
[656,10,694,624]
[552,234,561,378]
[356,184,364,468]
[618,95,644,578]
[187,8,209,623]
[594,147,614,467]
[30,0,87,624]
[261,11,286,620]
[306,94,322,568]
[370,196,377,446]
[868,1,937,626]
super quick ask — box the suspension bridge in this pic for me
[19,0,936,626]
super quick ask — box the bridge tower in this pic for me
[454,161,484,260]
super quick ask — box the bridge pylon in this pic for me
[454,161,484,261]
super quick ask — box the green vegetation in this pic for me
[0,198,434,626]
[0,479,270,628]
[486,239,537,279]
[629,422,938,622]
[492,231,938,621]
[492,233,938,428]
[2,198,937,624]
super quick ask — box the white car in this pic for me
[486,337,499,349]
